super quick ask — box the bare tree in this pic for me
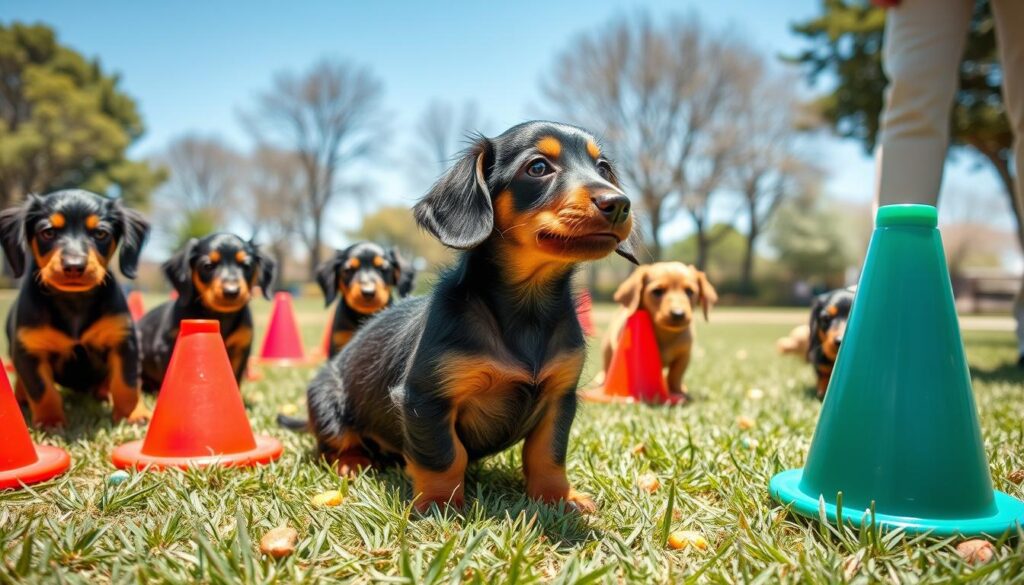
[409,100,483,188]
[151,134,241,249]
[242,59,385,279]
[244,146,306,285]
[728,65,816,292]
[542,14,749,263]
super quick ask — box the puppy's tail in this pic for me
[276,414,310,432]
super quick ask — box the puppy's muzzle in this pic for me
[222,280,242,300]
[592,193,630,225]
[62,253,87,279]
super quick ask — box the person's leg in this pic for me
[874,0,972,207]
[990,0,1024,361]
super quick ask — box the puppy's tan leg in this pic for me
[405,427,467,512]
[23,363,66,429]
[523,393,595,513]
[666,350,691,399]
[14,379,28,405]
[108,351,150,424]
[322,431,374,477]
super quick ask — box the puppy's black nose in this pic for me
[592,193,630,225]
[62,255,86,278]
[360,285,376,300]
[834,336,843,347]
[222,282,241,299]
[670,309,688,322]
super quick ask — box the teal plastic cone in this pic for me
[770,204,1024,537]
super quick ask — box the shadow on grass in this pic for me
[17,391,120,443]
[969,362,1024,385]
[293,442,603,549]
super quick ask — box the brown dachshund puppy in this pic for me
[597,262,717,402]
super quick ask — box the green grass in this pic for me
[1,292,1023,583]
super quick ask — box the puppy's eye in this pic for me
[93,227,111,241]
[650,287,666,298]
[526,159,551,178]
[597,161,613,181]
[38,228,56,241]
[685,288,696,297]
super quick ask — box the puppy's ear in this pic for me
[0,198,31,278]
[808,292,828,338]
[613,266,648,314]
[163,238,198,304]
[413,137,494,249]
[251,241,276,300]
[695,269,718,321]
[112,200,150,279]
[316,251,343,307]
[390,247,416,297]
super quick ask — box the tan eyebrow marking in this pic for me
[209,250,221,263]
[536,136,562,158]
[586,139,601,159]
[49,213,65,228]
[373,256,384,267]
[236,250,249,263]
[85,214,100,229]
[345,258,360,269]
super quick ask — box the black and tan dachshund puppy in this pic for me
[808,287,855,399]
[0,189,150,428]
[317,241,413,357]
[138,233,275,391]
[305,121,638,512]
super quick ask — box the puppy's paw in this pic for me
[33,413,67,431]
[115,403,152,425]
[565,489,597,514]
[412,492,465,514]
[334,454,373,478]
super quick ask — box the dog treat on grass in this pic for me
[736,415,756,430]
[629,442,647,456]
[107,470,130,485]
[667,530,708,551]
[311,490,343,507]
[955,540,994,564]
[260,526,299,559]
[636,473,660,493]
[1008,469,1024,485]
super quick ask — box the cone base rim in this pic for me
[770,468,1024,537]
[111,435,283,470]
[580,388,686,406]
[0,445,71,490]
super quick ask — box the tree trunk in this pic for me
[647,203,664,262]
[309,215,323,281]
[695,222,708,270]
[741,207,757,296]
[974,145,1023,252]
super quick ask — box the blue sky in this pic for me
[4,0,1012,251]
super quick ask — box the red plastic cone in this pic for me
[0,358,70,489]
[576,290,596,337]
[313,305,336,361]
[111,320,283,469]
[583,310,681,405]
[127,290,146,322]
[258,292,308,365]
